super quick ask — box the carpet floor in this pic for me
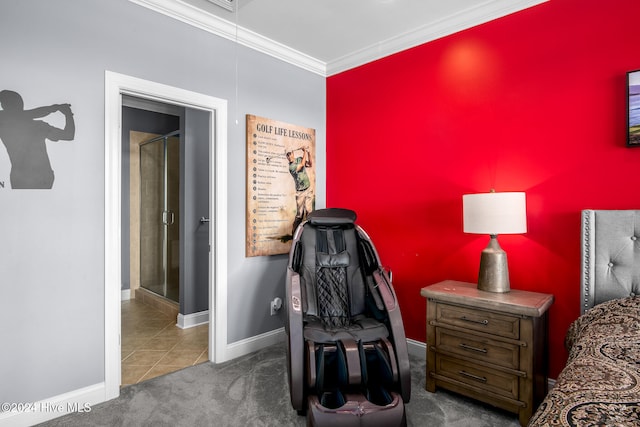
[38,342,521,426]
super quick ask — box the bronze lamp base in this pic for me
[477,235,510,293]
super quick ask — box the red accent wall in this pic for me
[326,0,640,378]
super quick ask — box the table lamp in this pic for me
[462,191,527,293]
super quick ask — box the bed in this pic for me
[528,210,640,426]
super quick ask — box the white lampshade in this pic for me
[463,192,527,235]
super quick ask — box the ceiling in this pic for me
[130,0,548,76]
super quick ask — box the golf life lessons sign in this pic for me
[245,114,316,257]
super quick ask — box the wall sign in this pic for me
[246,114,316,257]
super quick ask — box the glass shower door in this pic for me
[139,132,180,303]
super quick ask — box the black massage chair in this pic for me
[285,208,411,426]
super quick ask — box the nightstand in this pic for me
[420,280,554,427]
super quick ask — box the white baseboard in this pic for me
[406,338,427,359]
[177,310,209,329]
[225,332,422,364]
[224,327,286,361]
[0,382,106,427]
[121,289,131,301]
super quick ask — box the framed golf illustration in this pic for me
[245,114,316,257]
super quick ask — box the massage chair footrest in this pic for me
[307,392,406,427]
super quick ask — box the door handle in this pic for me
[162,210,175,225]
[199,217,210,224]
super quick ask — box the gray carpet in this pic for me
[38,342,520,426]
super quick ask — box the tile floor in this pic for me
[121,298,208,386]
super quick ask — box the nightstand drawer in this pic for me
[435,354,519,400]
[436,303,520,339]
[435,328,520,369]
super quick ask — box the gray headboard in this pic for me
[581,210,640,314]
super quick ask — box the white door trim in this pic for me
[104,71,229,401]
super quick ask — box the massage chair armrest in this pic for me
[286,268,305,411]
[372,269,411,403]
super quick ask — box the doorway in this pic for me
[105,71,230,401]
[121,99,211,385]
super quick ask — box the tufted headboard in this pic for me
[581,210,640,314]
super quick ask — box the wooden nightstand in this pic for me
[420,280,554,427]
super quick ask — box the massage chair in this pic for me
[285,208,411,426]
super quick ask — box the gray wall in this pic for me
[181,108,210,315]
[0,0,325,404]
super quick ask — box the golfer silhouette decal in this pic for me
[0,90,75,189]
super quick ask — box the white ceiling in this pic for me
[130,0,548,76]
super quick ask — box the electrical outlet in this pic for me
[270,297,282,315]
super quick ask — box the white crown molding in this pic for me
[127,0,326,76]
[326,0,549,75]
[129,0,547,77]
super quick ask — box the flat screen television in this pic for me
[628,69,640,147]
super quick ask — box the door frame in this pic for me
[104,71,229,400]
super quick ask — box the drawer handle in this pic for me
[460,316,489,326]
[459,343,488,354]
[459,370,487,383]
